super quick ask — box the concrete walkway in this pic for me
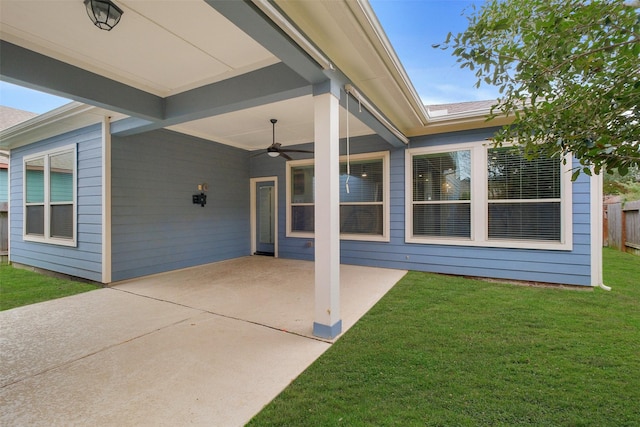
[1,257,406,426]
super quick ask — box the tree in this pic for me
[435,0,640,178]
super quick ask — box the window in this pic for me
[24,146,76,246]
[487,147,561,241]
[406,143,572,250]
[287,152,389,241]
[412,150,471,238]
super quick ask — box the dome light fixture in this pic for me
[84,0,124,31]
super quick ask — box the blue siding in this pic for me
[9,125,103,281]
[1,168,9,202]
[251,129,593,286]
[110,129,250,281]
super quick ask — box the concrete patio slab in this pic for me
[1,312,329,426]
[1,288,199,388]
[115,256,407,340]
[1,257,406,426]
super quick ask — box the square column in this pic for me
[313,89,342,339]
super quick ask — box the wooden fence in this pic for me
[605,200,640,255]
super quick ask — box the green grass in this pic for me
[0,264,99,311]
[249,248,640,426]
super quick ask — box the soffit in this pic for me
[274,0,428,134]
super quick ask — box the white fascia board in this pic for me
[348,0,429,125]
[0,102,126,150]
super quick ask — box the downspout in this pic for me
[590,167,610,290]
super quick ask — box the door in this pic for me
[255,180,275,255]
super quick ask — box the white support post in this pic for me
[313,89,342,339]
[101,116,112,284]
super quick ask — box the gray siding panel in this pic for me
[110,129,250,281]
[9,125,103,282]
[251,130,593,286]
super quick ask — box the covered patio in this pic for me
[0,258,406,426]
[0,0,425,339]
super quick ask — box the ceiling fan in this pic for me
[255,119,314,161]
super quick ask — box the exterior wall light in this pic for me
[84,0,124,31]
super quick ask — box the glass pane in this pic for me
[488,147,560,200]
[26,205,44,235]
[291,205,314,232]
[489,202,561,241]
[340,205,383,235]
[50,204,73,239]
[258,186,274,244]
[413,151,471,202]
[25,158,45,203]
[339,159,383,203]
[50,151,74,203]
[413,203,471,238]
[291,166,314,203]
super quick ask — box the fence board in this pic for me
[624,201,640,254]
[607,203,623,250]
[606,200,640,255]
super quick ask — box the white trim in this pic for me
[286,151,391,242]
[101,117,112,283]
[590,169,605,288]
[348,0,429,125]
[405,142,574,251]
[0,102,125,151]
[250,176,278,258]
[23,144,77,247]
[6,157,11,262]
[251,0,334,71]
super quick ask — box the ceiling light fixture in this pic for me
[84,0,124,31]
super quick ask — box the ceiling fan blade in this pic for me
[280,148,314,154]
[250,151,266,157]
[279,152,293,161]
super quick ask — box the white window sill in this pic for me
[405,236,573,251]
[24,235,77,247]
[287,231,389,243]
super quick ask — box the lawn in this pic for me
[0,264,99,311]
[249,248,640,426]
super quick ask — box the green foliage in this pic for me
[249,248,640,426]
[604,165,640,199]
[0,264,99,311]
[435,0,640,178]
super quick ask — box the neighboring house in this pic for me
[0,1,603,338]
[0,106,38,258]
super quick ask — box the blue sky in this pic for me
[0,0,495,114]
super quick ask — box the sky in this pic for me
[0,0,496,115]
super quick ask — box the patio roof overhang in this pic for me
[0,0,432,150]
[0,0,509,339]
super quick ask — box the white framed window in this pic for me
[411,149,472,239]
[23,145,77,246]
[287,151,390,242]
[487,146,562,241]
[406,142,573,250]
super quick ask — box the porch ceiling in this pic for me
[0,0,415,150]
[0,0,278,97]
[168,95,372,151]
